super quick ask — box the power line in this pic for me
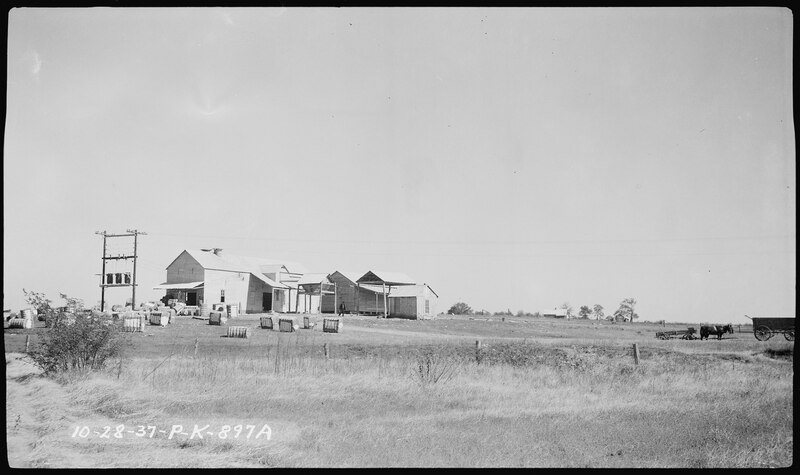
[145,231,795,246]
[95,230,147,311]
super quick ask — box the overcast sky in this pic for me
[4,7,795,323]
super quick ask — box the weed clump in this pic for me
[411,346,458,386]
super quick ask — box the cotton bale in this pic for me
[8,318,33,329]
[260,316,274,330]
[227,326,251,338]
[122,315,146,332]
[181,305,199,316]
[149,312,169,326]
[209,311,227,326]
[323,318,343,333]
[278,318,296,332]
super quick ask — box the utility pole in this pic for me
[96,229,146,312]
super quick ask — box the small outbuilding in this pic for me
[388,284,438,319]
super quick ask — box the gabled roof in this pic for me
[328,270,367,284]
[167,249,306,274]
[168,249,308,275]
[357,270,416,286]
[166,250,289,289]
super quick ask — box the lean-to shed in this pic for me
[388,284,438,319]
[356,271,416,318]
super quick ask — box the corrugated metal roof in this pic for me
[329,270,367,284]
[180,249,308,275]
[359,284,386,293]
[251,272,288,289]
[152,281,204,290]
[388,284,438,298]
[297,273,332,285]
[177,250,288,289]
[356,270,416,285]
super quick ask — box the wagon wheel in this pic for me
[658,334,669,340]
[784,330,794,341]
[754,326,773,341]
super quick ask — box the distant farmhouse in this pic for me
[154,248,437,318]
[543,308,568,319]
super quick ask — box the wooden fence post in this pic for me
[194,337,199,357]
[475,340,482,364]
[25,335,30,353]
[324,343,330,360]
[633,343,640,365]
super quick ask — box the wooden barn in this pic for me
[388,284,438,319]
[154,248,314,314]
[322,271,383,314]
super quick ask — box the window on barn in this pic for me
[220,290,225,303]
[425,299,430,314]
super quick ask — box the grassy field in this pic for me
[5,314,793,467]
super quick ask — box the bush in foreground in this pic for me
[27,301,128,374]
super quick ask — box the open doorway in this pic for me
[262,292,272,312]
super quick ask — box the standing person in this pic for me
[338,302,346,316]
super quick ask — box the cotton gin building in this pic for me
[154,248,312,314]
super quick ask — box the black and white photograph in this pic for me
[3,6,794,468]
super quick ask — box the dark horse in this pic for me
[700,324,734,340]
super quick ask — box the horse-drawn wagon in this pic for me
[655,327,697,340]
[748,316,795,341]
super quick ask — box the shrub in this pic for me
[23,288,55,322]
[27,298,129,374]
[447,302,473,315]
[411,346,459,386]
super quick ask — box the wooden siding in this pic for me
[166,251,205,284]
[323,272,358,313]
[321,272,388,314]
[389,297,417,317]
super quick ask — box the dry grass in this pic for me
[5,314,793,468]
